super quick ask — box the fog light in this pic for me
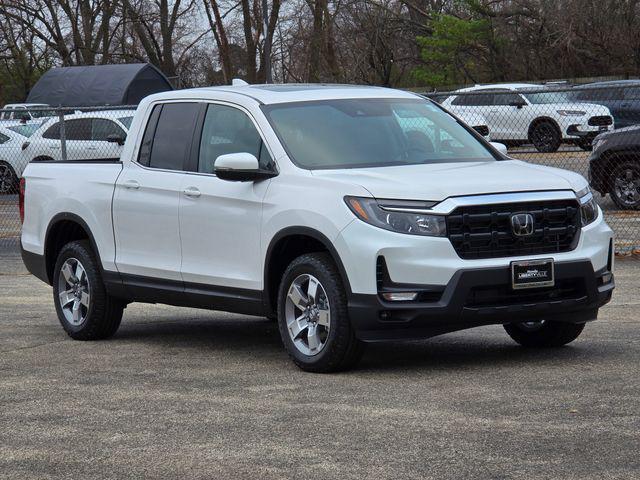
[601,273,613,284]
[381,292,418,302]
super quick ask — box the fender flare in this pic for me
[263,226,353,313]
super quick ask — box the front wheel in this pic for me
[277,253,364,373]
[53,240,124,340]
[504,320,585,348]
[530,122,561,153]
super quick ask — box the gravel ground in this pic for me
[0,248,638,479]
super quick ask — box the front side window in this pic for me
[263,98,495,170]
[147,102,200,170]
[92,119,125,141]
[198,104,272,174]
[492,91,525,106]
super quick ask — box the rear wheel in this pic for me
[277,253,364,373]
[530,121,561,153]
[609,161,640,210]
[0,162,17,194]
[504,320,585,348]
[53,240,124,340]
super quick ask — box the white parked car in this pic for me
[442,83,614,152]
[24,110,135,162]
[0,123,42,194]
[20,84,614,372]
[1,103,53,123]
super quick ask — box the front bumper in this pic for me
[349,260,614,342]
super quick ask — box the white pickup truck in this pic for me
[20,84,615,372]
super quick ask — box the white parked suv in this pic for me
[0,123,42,194]
[20,84,615,372]
[24,110,135,162]
[441,83,614,152]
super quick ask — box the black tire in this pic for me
[0,161,18,195]
[277,252,364,373]
[609,160,640,210]
[529,121,562,153]
[504,321,585,348]
[53,240,124,340]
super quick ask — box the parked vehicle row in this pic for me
[20,84,614,372]
[0,110,134,194]
[440,83,614,153]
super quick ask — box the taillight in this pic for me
[19,178,25,224]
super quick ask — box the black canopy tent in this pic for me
[26,63,173,107]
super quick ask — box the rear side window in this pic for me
[42,122,61,139]
[65,119,92,141]
[146,103,199,170]
[451,93,494,106]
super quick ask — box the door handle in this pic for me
[123,180,140,190]
[86,146,98,151]
[182,186,201,198]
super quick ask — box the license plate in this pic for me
[511,259,555,290]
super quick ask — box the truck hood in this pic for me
[311,160,587,201]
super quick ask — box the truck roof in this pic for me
[147,84,420,105]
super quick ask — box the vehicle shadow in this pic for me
[113,313,613,373]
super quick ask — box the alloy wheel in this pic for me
[57,258,91,326]
[284,274,331,356]
[613,168,640,208]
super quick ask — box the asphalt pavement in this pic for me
[0,247,639,479]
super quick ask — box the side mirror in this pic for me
[106,133,126,146]
[214,152,277,182]
[19,113,30,123]
[490,142,508,155]
[509,101,526,109]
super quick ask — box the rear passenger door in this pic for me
[178,102,275,291]
[113,102,200,281]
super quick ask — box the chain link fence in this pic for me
[1,88,640,257]
[0,106,135,251]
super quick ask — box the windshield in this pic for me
[118,116,133,129]
[7,123,41,137]
[523,91,573,104]
[262,98,495,169]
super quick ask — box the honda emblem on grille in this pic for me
[511,213,535,236]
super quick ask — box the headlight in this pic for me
[577,188,598,226]
[345,196,446,236]
[557,110,586,116]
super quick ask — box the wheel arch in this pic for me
[263,227,352,316]
[527,116,562,140]
[43,213,103,285]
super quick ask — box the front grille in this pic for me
[588,115,613,126]
[472,125,489,136]
[446,199,581,259]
